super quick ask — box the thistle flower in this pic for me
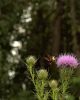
[26,56,36,66]
[38,69,48,80]
[56,54,78,68]
[49,80,58,89]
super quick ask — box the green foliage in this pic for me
[0,0,80,99]
[26,56,80,100]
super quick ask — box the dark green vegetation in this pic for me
[0,0,80,100]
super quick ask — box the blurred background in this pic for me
[0,0,80,100]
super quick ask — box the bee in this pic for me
[35,54,56,70]
[44,55,56,64]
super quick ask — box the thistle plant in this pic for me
[26,54,79,100]
[56,54,79,98]
[49,80,59,100]
[26,56,36,84]
[36,69,49,100]
[26,56,49,100]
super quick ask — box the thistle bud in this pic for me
[38,69,48,80]
[26,56,36,66]
[49,80,58,89]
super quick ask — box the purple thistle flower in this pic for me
[56,54,78,68]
